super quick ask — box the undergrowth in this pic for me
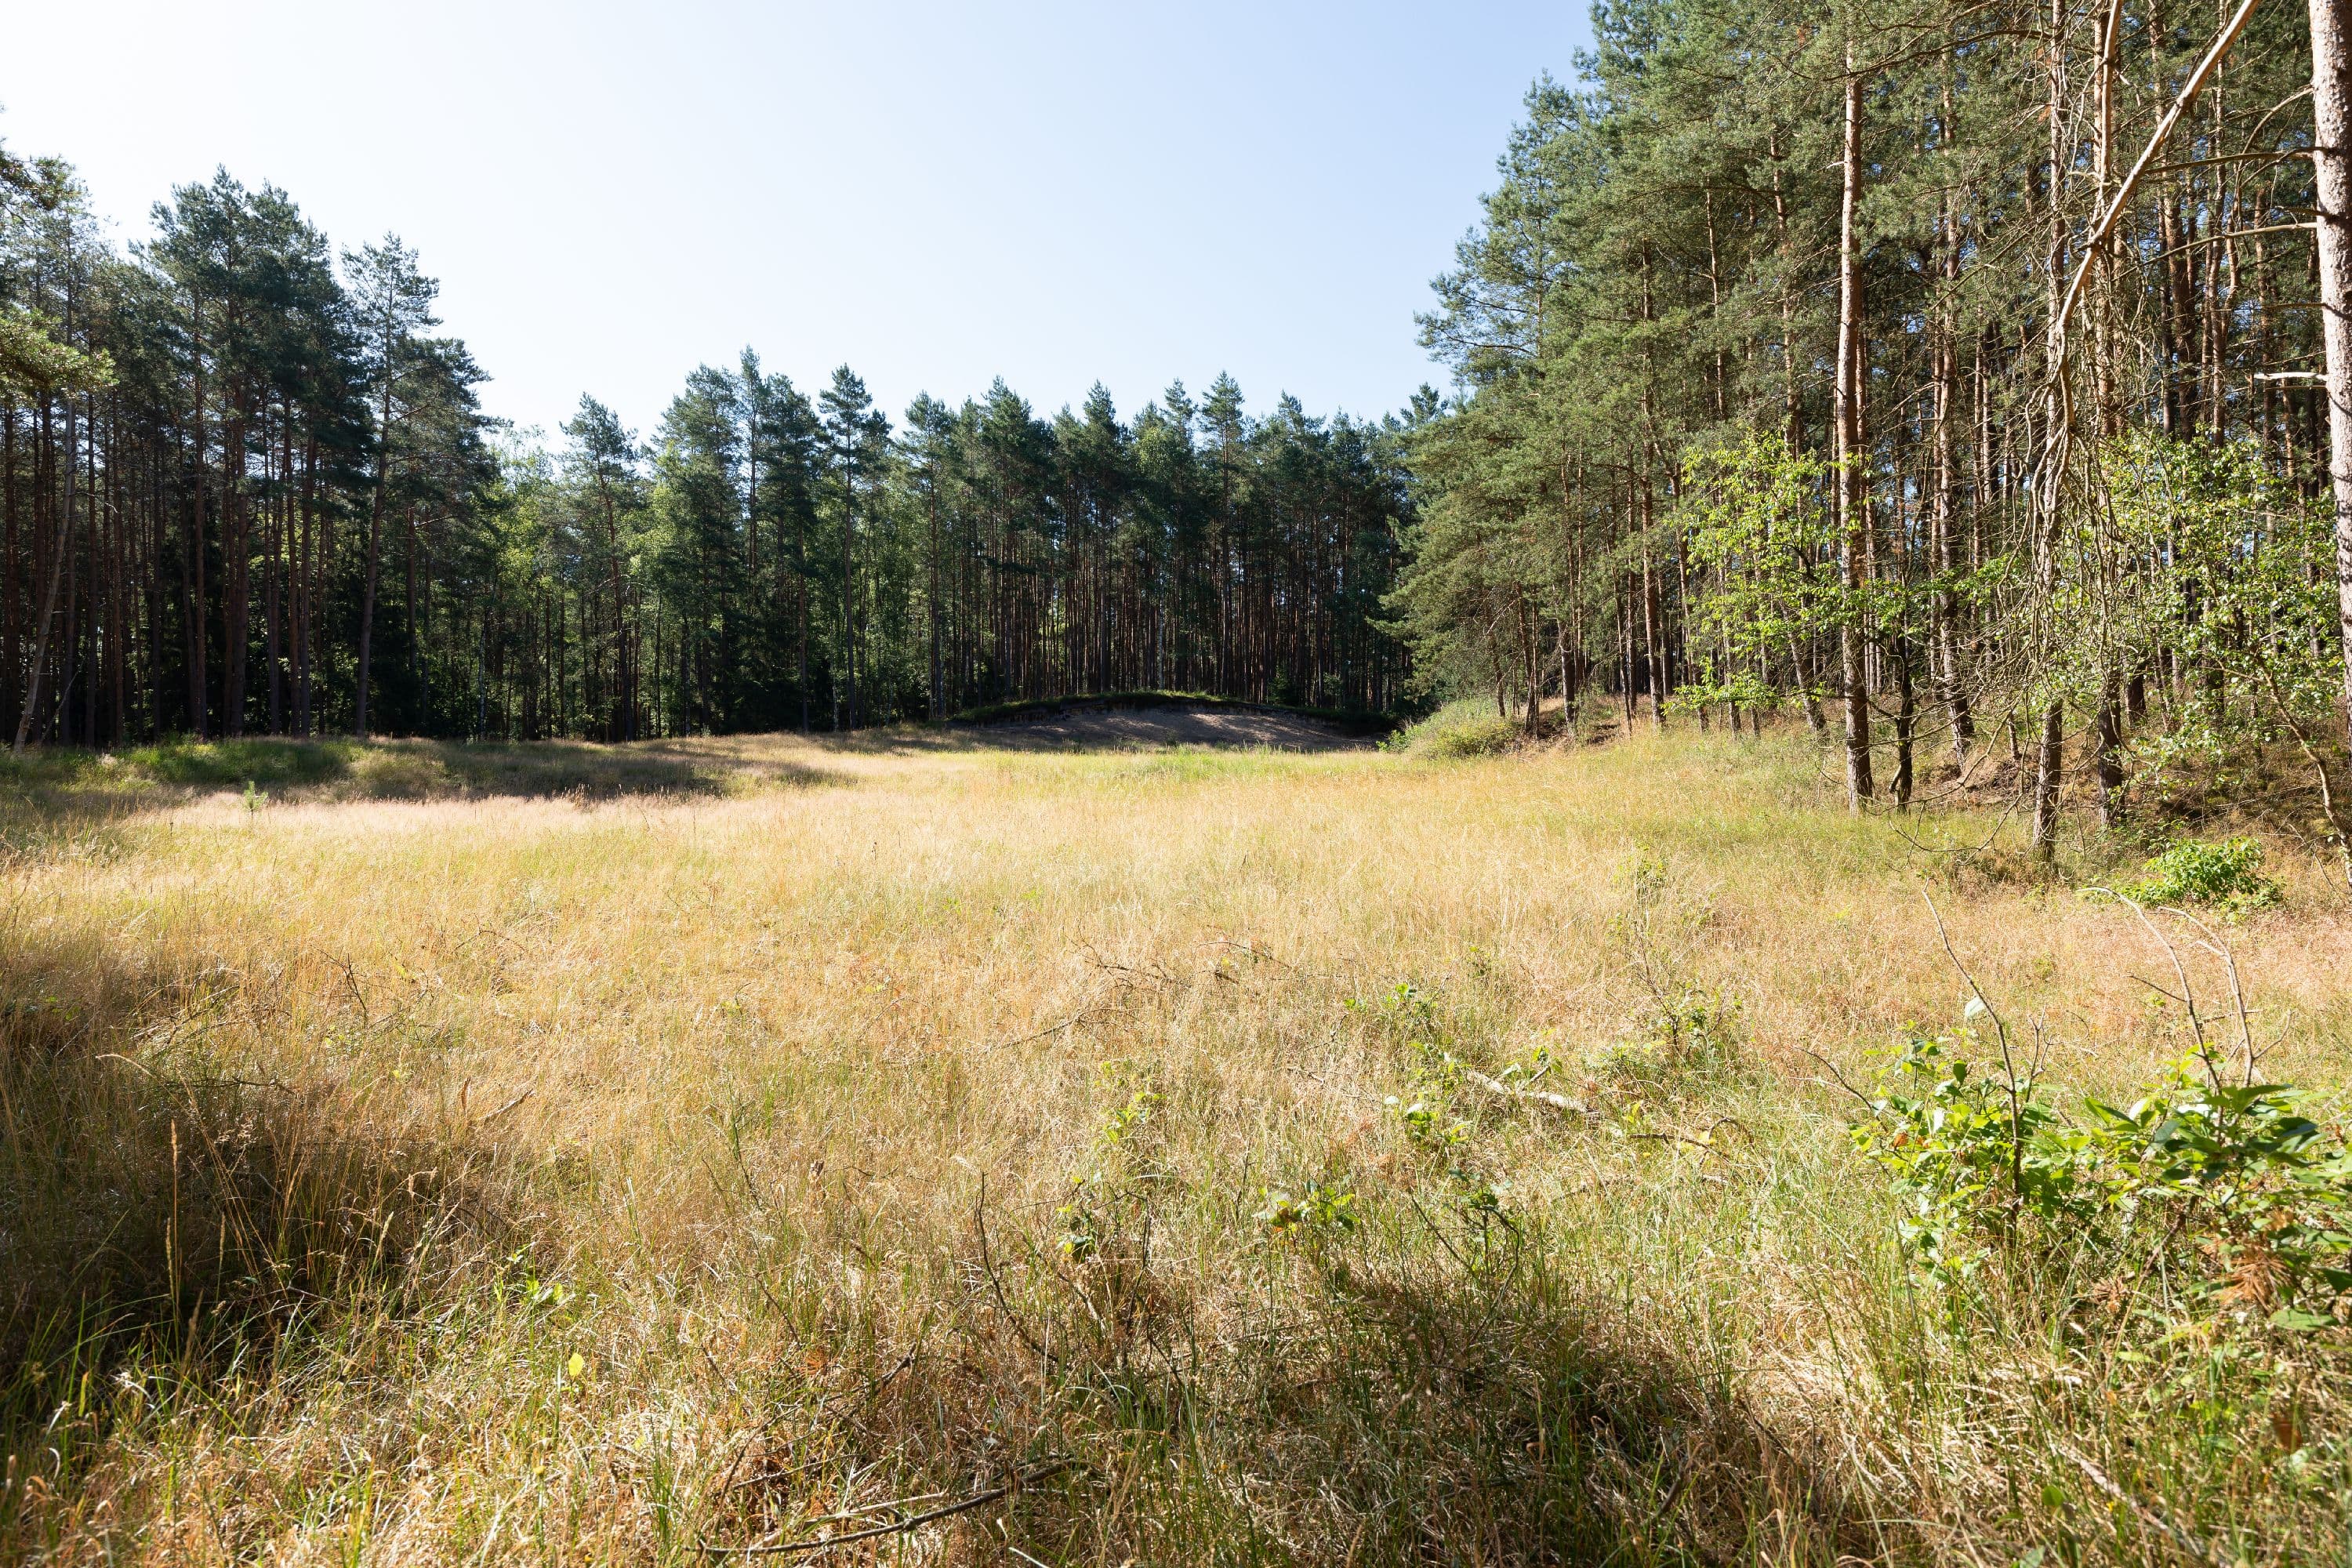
[2114,835,2285,916]
[1386,698,1523,758]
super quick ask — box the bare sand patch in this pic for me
[961,702,1371,750]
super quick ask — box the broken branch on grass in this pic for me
[1625,1116,1754,1156]
[697,1458,1076,1557]
[1279,1064,1388,1106]
[1211,937,1294,969]
[472,1087,534,1127]
[1461,1067,1591,1116]
[721,1450,834,1497]
[95,1052,295,1096]
[972,1176,1055,1367]
[1797,1046,1874,1109]
[983,1014,1087,1055]
[2054,1443,2225,1566]
[1922,895,2009,1042]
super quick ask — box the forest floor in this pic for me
[3,724,2349,1563]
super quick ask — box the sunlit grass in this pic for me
[2,724,2346,1561]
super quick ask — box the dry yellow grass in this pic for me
[3,725,2348,1563]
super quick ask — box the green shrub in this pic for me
[2114,836,2281,916]
[1588,991,1743,1089]
[1057,1078,1163,1264]
[1853,1012,2352,1329]
[1388,701,1520,758]
[1252,1180,1359,1238]
[1426,717,1519,758]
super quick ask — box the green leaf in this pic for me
[2267,1308,2333,1333]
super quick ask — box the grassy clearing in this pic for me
[2,726,2347,1562]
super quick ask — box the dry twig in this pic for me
[697,1458,1075,1557]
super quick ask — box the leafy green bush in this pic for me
[1587,991,1743,1088]
[1057,1077,1162,1265]
[1427,716,1519,757]
[1853,1014,2352,1329]
[1253,1181,1359,1238]
[2114,837,2281,916]
[1387,701,1521,758]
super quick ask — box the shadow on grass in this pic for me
[352,737,840,800]
[0,715,1371,816]
[1220,1264,1862,1564]
[0,921,517,1545]
[717,1210,1871,1566]
[0,735,846,818]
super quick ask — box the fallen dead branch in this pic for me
[697,1458,1076,1557]
[1461,1066,1590,1116]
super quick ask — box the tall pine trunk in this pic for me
[356,366,392,739]
[1835,56,1875,808]
[13,387,75,755]
[1932,140,1975,766]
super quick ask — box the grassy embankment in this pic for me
[2,720,2348,1563]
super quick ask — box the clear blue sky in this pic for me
[5,1,1590,442]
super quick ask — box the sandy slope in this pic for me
[963,702,1370,750]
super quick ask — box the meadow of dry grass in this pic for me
[2,722,2348,1563]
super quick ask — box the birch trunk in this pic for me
[2313,0,2352,764]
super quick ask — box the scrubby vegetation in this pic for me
[1385,698,1525,758]
[2113,837,2286,917]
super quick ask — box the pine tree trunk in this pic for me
[2096,671,2126,826]
[842,477,858,730]
[1893,640,1915,811]
[4,408,16,740]
[223,407,247,737]
[187,318,210,739]
[928,481,942,720]
[14,389,76,756]
[1933,154,1975,766]
[1836,56,1875,808]
[356,365,393,740]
